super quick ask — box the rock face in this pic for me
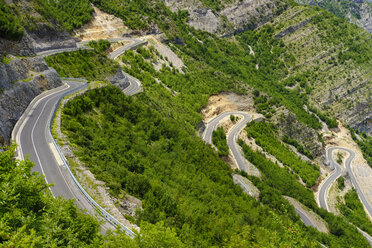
[188,7,222,34]
[221,0,286,32]
[74,6,129,41]
[0,57,62,145]
[349,2,372,33]
[28,24,78,54]
[164,0,286,35]
[108,68,130,90]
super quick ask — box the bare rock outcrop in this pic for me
[0,57,62,145]
[164,0,287,35]
[297,0,372,33]
[221,0,287,33]
[108,68,130,90]
[187,7,222,34]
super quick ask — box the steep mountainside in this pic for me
[270,5,372,134]
[297,0,372,33]
[1,0,372,247]
[163,0,371,135]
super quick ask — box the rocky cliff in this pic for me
[164,0,287,35]
[0,56,62,145]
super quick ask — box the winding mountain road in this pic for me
[109,39,147,59]
[318,147,372,245]
[202,111,332,236]
[13,81,88,200]
[202,111,252,172]
[37,38,147,58]
[318,147,372,218]
[123,72,143,96]
[318,147,345,211]
[12,39,145,235]
[19,34,372,242]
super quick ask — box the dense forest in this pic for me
[45,2,372,244]
[338,189,372,236]
[88,39,111,53]
[0,145,102,247]
[62,86,322,247]
[0,0,23,40]
[34,0,93,32]
[0,145,195,247]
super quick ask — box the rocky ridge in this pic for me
[164,0,287,35]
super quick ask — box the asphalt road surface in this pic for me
[37,38,146,58]
[318,147,344,211]
[14,82,94,203]
[109,39,147,59]
[318,147,372,218]
[123,72,143,96]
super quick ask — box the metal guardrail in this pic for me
[49,79,135,237]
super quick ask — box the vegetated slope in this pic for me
[33,0,93,32]
[338,189,372,236]
[0,145,200,247]
[245,122,319,187]
[164,0,289,35]
[0,0,94,57]
[3,0,369,246]
[62,86,321,247]
[0,146,103,247]
[297,0,372,33]
[269,5,372,135]
[62,42,368,248]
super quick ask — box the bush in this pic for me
[212,126,229,157]
[88,39,111,53]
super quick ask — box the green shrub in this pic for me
[88,39,111,53]
[212,126,229,157]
